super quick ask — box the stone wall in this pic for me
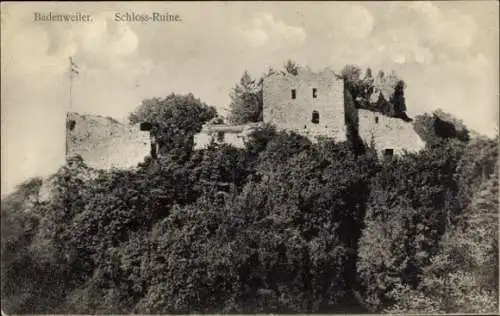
[67,113,150,170]
[193,123,262,150]
[358,109,425,156]
[193,67,425,156]
[194,131,246,150]
[263,68,346,142]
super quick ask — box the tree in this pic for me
[385,164,499,314]
[357,140,466,312]
[228,71,263,124]
[341,65,362,81]
[390,80,407,113]
[264,67,278,78]
[414,110,471,147]
[364,68,373,81]
[283,60,299,76]
[3,65,497,315]
[340,65,363,99]
[377,70,385,82]
[361,68,374,98]
[413,113,438,145]
[455,136,498,210]
[129,93,217,160]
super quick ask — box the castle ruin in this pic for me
[263,68,347,142]
[195,67,426,156]
[66,113,151,170]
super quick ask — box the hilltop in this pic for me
[1,65,498,314]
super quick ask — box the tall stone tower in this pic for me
[262,68,346,142]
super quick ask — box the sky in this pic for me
[1,1,499,196]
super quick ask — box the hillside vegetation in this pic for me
[2,66,498,313]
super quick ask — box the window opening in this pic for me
[216,131,225,142]
[312,111,320,124]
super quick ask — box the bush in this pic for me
[1,104,497,314]
[129,93,217,160]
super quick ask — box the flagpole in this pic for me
[66,56,73,161]
[69,56,73,112]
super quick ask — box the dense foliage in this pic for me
[414,110,471,146]
[2,90,498,314]
[228,71,264,124]
[340,65,410,120]
[128,93,217,161]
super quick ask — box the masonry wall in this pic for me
[194,132,246,150]
[193,123,262,150]
[67,113,151,170]
[263,68,346,142]
[358,109,425,156]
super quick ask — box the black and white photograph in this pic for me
[1,1,499,314]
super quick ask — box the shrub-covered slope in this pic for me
[1,92,498,314]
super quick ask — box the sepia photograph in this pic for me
[1,1,499,314]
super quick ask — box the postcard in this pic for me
[1,1,498,315]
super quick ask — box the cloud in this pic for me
[241,12,306,48]
[49,12,140,70]
[1,6,146,196]
[408,2,477,50]
[2,8,141,77]
[334,4,374,40]
[363,2,496,136]
[370,2,479,66]
[1,2,497,196]
[401,52,497,134]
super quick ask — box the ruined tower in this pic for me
[262,68,346,142]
